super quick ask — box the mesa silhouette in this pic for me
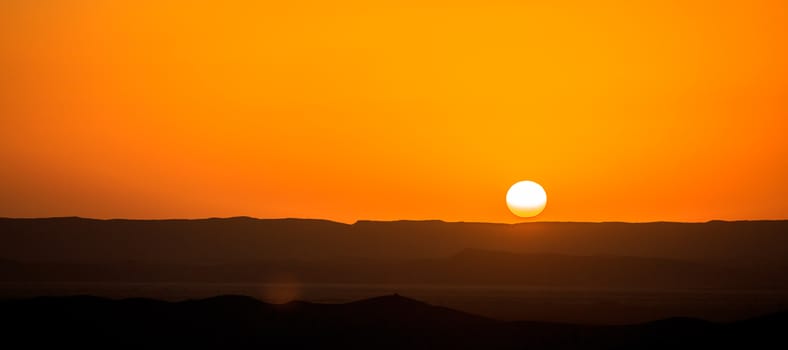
[1,218,787,289]
[1,248,776,289]
[2,294,786,349]
[2,217,787,263]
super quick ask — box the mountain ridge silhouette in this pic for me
[2,217,787,264]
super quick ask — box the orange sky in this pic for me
[1,0,786,223]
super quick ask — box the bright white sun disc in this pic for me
[506,181,547,218]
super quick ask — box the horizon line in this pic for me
[2,216,787,225]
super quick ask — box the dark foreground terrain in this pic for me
[1,294,786,349]
[3,218,788,324]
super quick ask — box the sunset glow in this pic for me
[1,0,786,223]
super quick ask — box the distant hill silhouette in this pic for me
[1,217,787,266]
[0,248,774,288]
[2,217,787,289]
[1,294,786,349]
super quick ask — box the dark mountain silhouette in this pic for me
[1,294,786,349]
[431,249,755,288]
[2,217,787,326]
[0,248,777,288]
[1,217,787,266]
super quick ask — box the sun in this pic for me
[506,181,547,218]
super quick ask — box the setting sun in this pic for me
[506,181,547,218]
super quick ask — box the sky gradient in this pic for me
[1,0,786,223]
